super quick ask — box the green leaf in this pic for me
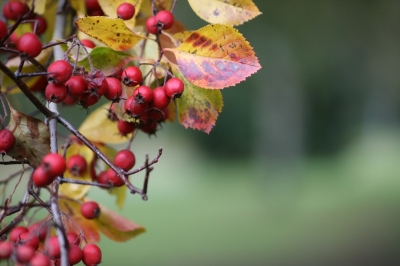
[173,67,223,134]
[78,47,136,76]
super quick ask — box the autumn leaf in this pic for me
[27,0,47,15]
[58,198,100,243]
[164,24,261,89]
[6,107,50,167]
[139,0,173,18]
[172,66,223,133]
[98,0,143,29]
[77,47,136,76]
[75,16,145,51]
[95,203,145,242]
[68,0,86,16]
[188,0,261,26]
[59,143,95,200]
[79,103,132,144]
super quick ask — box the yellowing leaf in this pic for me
[58,198,100,243]
[79,103,131,144]
[68,0,86,16]
[139,0,173,18]
[98,0,143,29]
[27,0,47,15]
[165,24,261,89]
[75,17,145,51]
[188,0,261,26]
[96,204,145,242]
[59,143,95,200]
[6,107,50,167]
[173,66,223,133]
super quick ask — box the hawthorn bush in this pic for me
[0,0,261,265]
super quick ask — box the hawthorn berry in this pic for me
[9,32,19,44]
[79,93,100,108]
[44,236,60,259]
[30,253,51,266]
[67,232,81,246]
[3,1,29,20]
[124,96,134,115]
[165,77,184,98]
[114,149,136,171]
[41,152,66,178]
[18,232,39,250]
[156,10,175,30]
[96,170,109,186]
[9,226,28,243]
[146,16,158,34]
[82,244,102,266]
[63,95,78,105]
[68,244,83,265]
[133,85,153,104]
[105,77,123,101]
[31,15,47,35]
[152,86,170,109]
[47,60,73,84]
[67,154,88,175]
[30,75,48,92]
[110,68,123,80]
[45,83,68,103]
[0,241,13,259]
[17,33,42,57]
[80,201,100,219]
[85,0,101,11]
[141,120,158,135]
[106,168,125,187]
[130,101,149,118]
[117,3,135,20]
[66,76,88,98]
[15,245,35,264]
[33,166,55,187]
[0,129,16,153]
[87,77,108,97]
[121,66,142,87]
[28,223,47,241]
[117,119,136,136]
[81,39,95,48]
[147,108,166,122]
[0,20,7,39]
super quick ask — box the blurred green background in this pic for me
[4,0,400,265]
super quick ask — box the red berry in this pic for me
[152,86,170,109]
[85,0,101,11]
[147,108,165,122]
[87,78,108,97]
[133,85,153,104]
[30,253,51,266]
[130,101,149,118]
[18,232,39,250]
[164,77,184,98]
[31,15,47,35]
[47,60,73,84]
[66,76,88,98]
[45,83,68,103]
[80,201,100,220]
[63,95,78,105]
[9,32,19,44]
[16,245,35,263]
[9,226,28,243]
[106,169,125,187]
[41,153,66,178]
[3,1,29,20]
[68,244,83,265]
[33,166,54,187]
[96,170,109,186]
[105,77,122,101]
[17,33,42,57]
[0,241,13,259]
[146,16,158,34]
[87,9,104,16]
[110,68,123,80]
[117,3,135,20]
[114,149,135,171]
[28,223,47,242]
[121,66,142,87]
[117,119,136,136]
[156,10,174,30]
[0,129,16,153]
[67,232,80,246]
[81,39,95,48]
[44,236,60,259]
[82,244,102,266]
[67,154,88,175]
[141,120,158,135]
[124,96,134,115]
[0,20,7,39]
[79,93,99,108]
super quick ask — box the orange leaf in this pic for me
[188,0,261,26]
[164,24,261,89]
[95,204,145,242]
[75,16,144,51]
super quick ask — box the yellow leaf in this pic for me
[139,0,173,18]
[75,16,145,51]
[98,0,143,30]
[78,103,131,144]
[27,0,47,15]
[68,0,86,17]
[188,0,261,26]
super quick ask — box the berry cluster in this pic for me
[0,224,101,265]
